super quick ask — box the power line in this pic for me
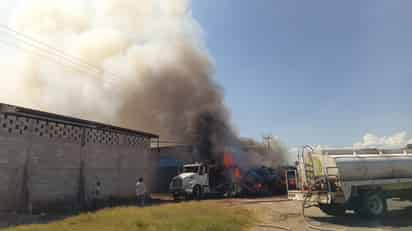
[0,26,101,76]
[263,135,273,151]
[0,24,126,82]
[0,36,100,76]
[0,25,100,71]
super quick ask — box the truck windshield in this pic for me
[183,166,199,173]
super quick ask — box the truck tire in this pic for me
[357,192,387,217]
[193,185,203,200]
[319,204,346,216]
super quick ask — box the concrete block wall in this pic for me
[0,111,154,212]
[0,115,31,211]
[29,136,82,208]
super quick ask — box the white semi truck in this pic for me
[169,162,240,200]
[290,145,412,217]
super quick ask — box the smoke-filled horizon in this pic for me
[0,0,286,167]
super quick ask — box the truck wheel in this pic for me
[193,185,203,200]
[358,192,387,217]
[319,204,346,216]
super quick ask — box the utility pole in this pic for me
[262,135,273,152]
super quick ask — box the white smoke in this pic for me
[298,131,412,152]
[0,0,223,142]
[353,131,412,149]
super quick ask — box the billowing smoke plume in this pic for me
[0,1,225,142]
[0,0,286,167]
[239,138,287,168]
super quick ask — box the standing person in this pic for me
[136,177,146,206]
[92,180,102,211]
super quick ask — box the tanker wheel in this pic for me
[357,192,387,217]
[319,204,346,216]
[193,185,203,200]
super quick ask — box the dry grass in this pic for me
[2,201,254,231]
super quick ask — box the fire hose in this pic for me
[247,194,342,231]
[256,224,293,231]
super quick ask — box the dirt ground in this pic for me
[225,197,412,231]
[2,196,412,231]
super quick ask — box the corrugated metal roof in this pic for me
[0,103,158,138]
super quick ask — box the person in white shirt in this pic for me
[136,177,147,206]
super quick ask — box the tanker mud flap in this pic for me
[341,182,353,202]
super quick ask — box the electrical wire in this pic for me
[0,24,126,82]
[0,25,99,71]
[0,37,100,76]
[0,30,100,76]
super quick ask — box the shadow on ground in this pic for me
[308,206,412,229]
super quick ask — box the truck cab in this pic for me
[169,163,209,200]
[169,162,240,200]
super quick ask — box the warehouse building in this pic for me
[0,103,158,212]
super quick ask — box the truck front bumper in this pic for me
[170,187,192,196]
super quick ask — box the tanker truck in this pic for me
[294,145,412,217]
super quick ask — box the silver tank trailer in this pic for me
[316,148,412,182]
[335,156,412,181]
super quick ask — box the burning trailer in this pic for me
[239,166,294,196]
[169,148,290,200]
[240,166,279,196]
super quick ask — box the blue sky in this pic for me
[192,1,412,147]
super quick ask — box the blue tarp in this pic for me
[159,158,183,167]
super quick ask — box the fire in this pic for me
[223,151,242,183]
[223,151,235,168]
[234,168,241,179]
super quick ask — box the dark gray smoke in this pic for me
[116,42,235,159]
[239,138,287,168]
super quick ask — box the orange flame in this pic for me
[224,152,242,182]
[223,152,235,168]
[234,167,241,181]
